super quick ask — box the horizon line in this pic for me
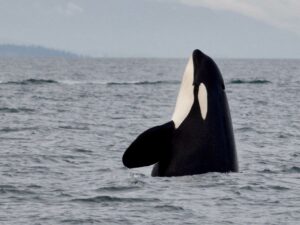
[0,43,299,60]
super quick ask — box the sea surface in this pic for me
[0,57,299,224]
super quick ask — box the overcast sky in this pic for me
[0,0,299,58]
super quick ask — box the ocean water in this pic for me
[0,57,299,224]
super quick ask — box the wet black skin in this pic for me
[123,49,238,177]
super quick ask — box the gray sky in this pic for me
[0,0,299,58]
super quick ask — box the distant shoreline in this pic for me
[0,44,299,60]
[0,44,79,58]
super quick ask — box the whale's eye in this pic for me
[198,83,207,120]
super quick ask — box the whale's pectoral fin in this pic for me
[122,121,174,168]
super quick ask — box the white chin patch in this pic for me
[171,57,194,129]
[198,83,208,120]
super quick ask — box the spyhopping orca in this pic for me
[122,49,238,176]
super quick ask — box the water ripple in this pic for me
[71,195,160,203]
[96,186,140,192]
[2,78,58,85]
[0,107,35,113]
[229,79,271,84]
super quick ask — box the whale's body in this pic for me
[123,49,238,176]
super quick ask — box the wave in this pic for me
[0,126,38,133]
[229,79,271,84]
[0,107,34,113]
[96,186,140,192]
[0,185,35,195]
[1,79,180,86]
[73,148,93,154]
[2,79,58,85]
[61,80,180,85]
[282,166,300,173]
[267,185,290,191]
[60,219,100,224]
[106,80,180,86]
[1,78,272,86]
[154,205,184,211]
[71,195,160,203]
[58,125,89,131]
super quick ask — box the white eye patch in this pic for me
[198,83,207,120]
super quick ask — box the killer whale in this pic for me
[123,49,238,176]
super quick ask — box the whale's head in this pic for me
[172,49,225,128]
[192,49,225,90]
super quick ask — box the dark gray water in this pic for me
[0,57,299,224]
